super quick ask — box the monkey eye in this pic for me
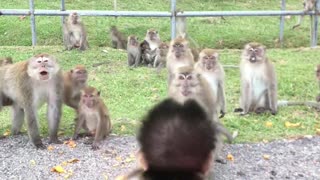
[89,94,93,98]
[186,75,192,80]
[178,75,185,80]
[84,94,88,98]
[44,59,48,63]
[204,56,209,60]
[37,60,42,63]
[249,48,254,52]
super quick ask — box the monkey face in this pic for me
[70,12,79,24]
[128,36,139,46]
[147,30,158,41]
[173,43,186,58]
[27,55,59,81]
[244,45,265,63]
[71,68,88,84]
[175,73,199,97]
[201,55,218,70]
[81,92,98,108]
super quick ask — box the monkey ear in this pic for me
[97,91,101,96]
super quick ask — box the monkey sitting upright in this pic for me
[235,42,278,115]
[73,86,112,150]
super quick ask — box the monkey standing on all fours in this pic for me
[234,42,278,115]
[0,54,63,149]
[73,86,112,150]
[63,12,89,51]
[292,0,316,30]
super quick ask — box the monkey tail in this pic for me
[277,100,320,109]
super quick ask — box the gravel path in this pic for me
[0,135,319,180]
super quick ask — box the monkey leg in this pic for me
[25,107,45,149]
[11,104,25,135]
[47,98,62,144]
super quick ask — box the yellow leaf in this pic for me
[3,129,10,136]
[125,157,135,163]
[30,160,36,165]
[51,165,66,173]
[316,128,320,135]
[263,154,270,160]
[226,154,234,161]
[103,173,109,180]
[61,161,68,166]
[285,121,301,128]
[47,145,54,151]
[262,139,269,143]
[64,140,77,148]
[120,125,126,132]
[116,156,122,162]
[265,121,273,127]
[115,175,126,180]
[67,158,80,164]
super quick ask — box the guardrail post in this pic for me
[170,0,176,40]
[311,0,319,47]
[29,0,36,46]
[279,0,286,47]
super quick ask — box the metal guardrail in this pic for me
[0,0,318,47]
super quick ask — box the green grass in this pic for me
[0,46,319,143]
[0,0,319,143]
[0,0,319,48]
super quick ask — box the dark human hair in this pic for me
[137,98,217,180]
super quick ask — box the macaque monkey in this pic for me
[139,40,152,66]
[195,49,226,118]
[235,42,278,115]
[166,36,194,84]
[292,0,316,30]
[63,12,89,51]
[109,26,127,50]
[144,29,161,51]
[63,65,88,110]
[0,57,13,66]
[143,29,161,65]
[153,42,169,73]
[73,86,112,150]
[0,54,63,149]
[127,35,141,67]
[316,64,320,102]
[168,66,235,164]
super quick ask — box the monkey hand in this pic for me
[91,143,100,150]
[219,110,226,118]
[34,141,46,150]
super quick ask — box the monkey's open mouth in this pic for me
[249,57,256,63]
[40,71,49,80]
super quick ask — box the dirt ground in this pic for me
[0,135,319,180]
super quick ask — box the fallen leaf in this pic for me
[30,160,36,165]
[285,121,301,128]
[262,139,269,143]
[263,154,270,160]
[226,154,234,161]
[61,161,68,166]
[120,125,126,132]
[115,175,126,180]
[64,140,77,148]
[116,156,122,162]
[3,129,10,136]
[265,121,273,127]
[316,128,320,135]
[67,158,79,164]
[64,170,73,179]
[47,145,54,151]
[51,165,66,173]
[125,156,135,163]
[103,173,109,180]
